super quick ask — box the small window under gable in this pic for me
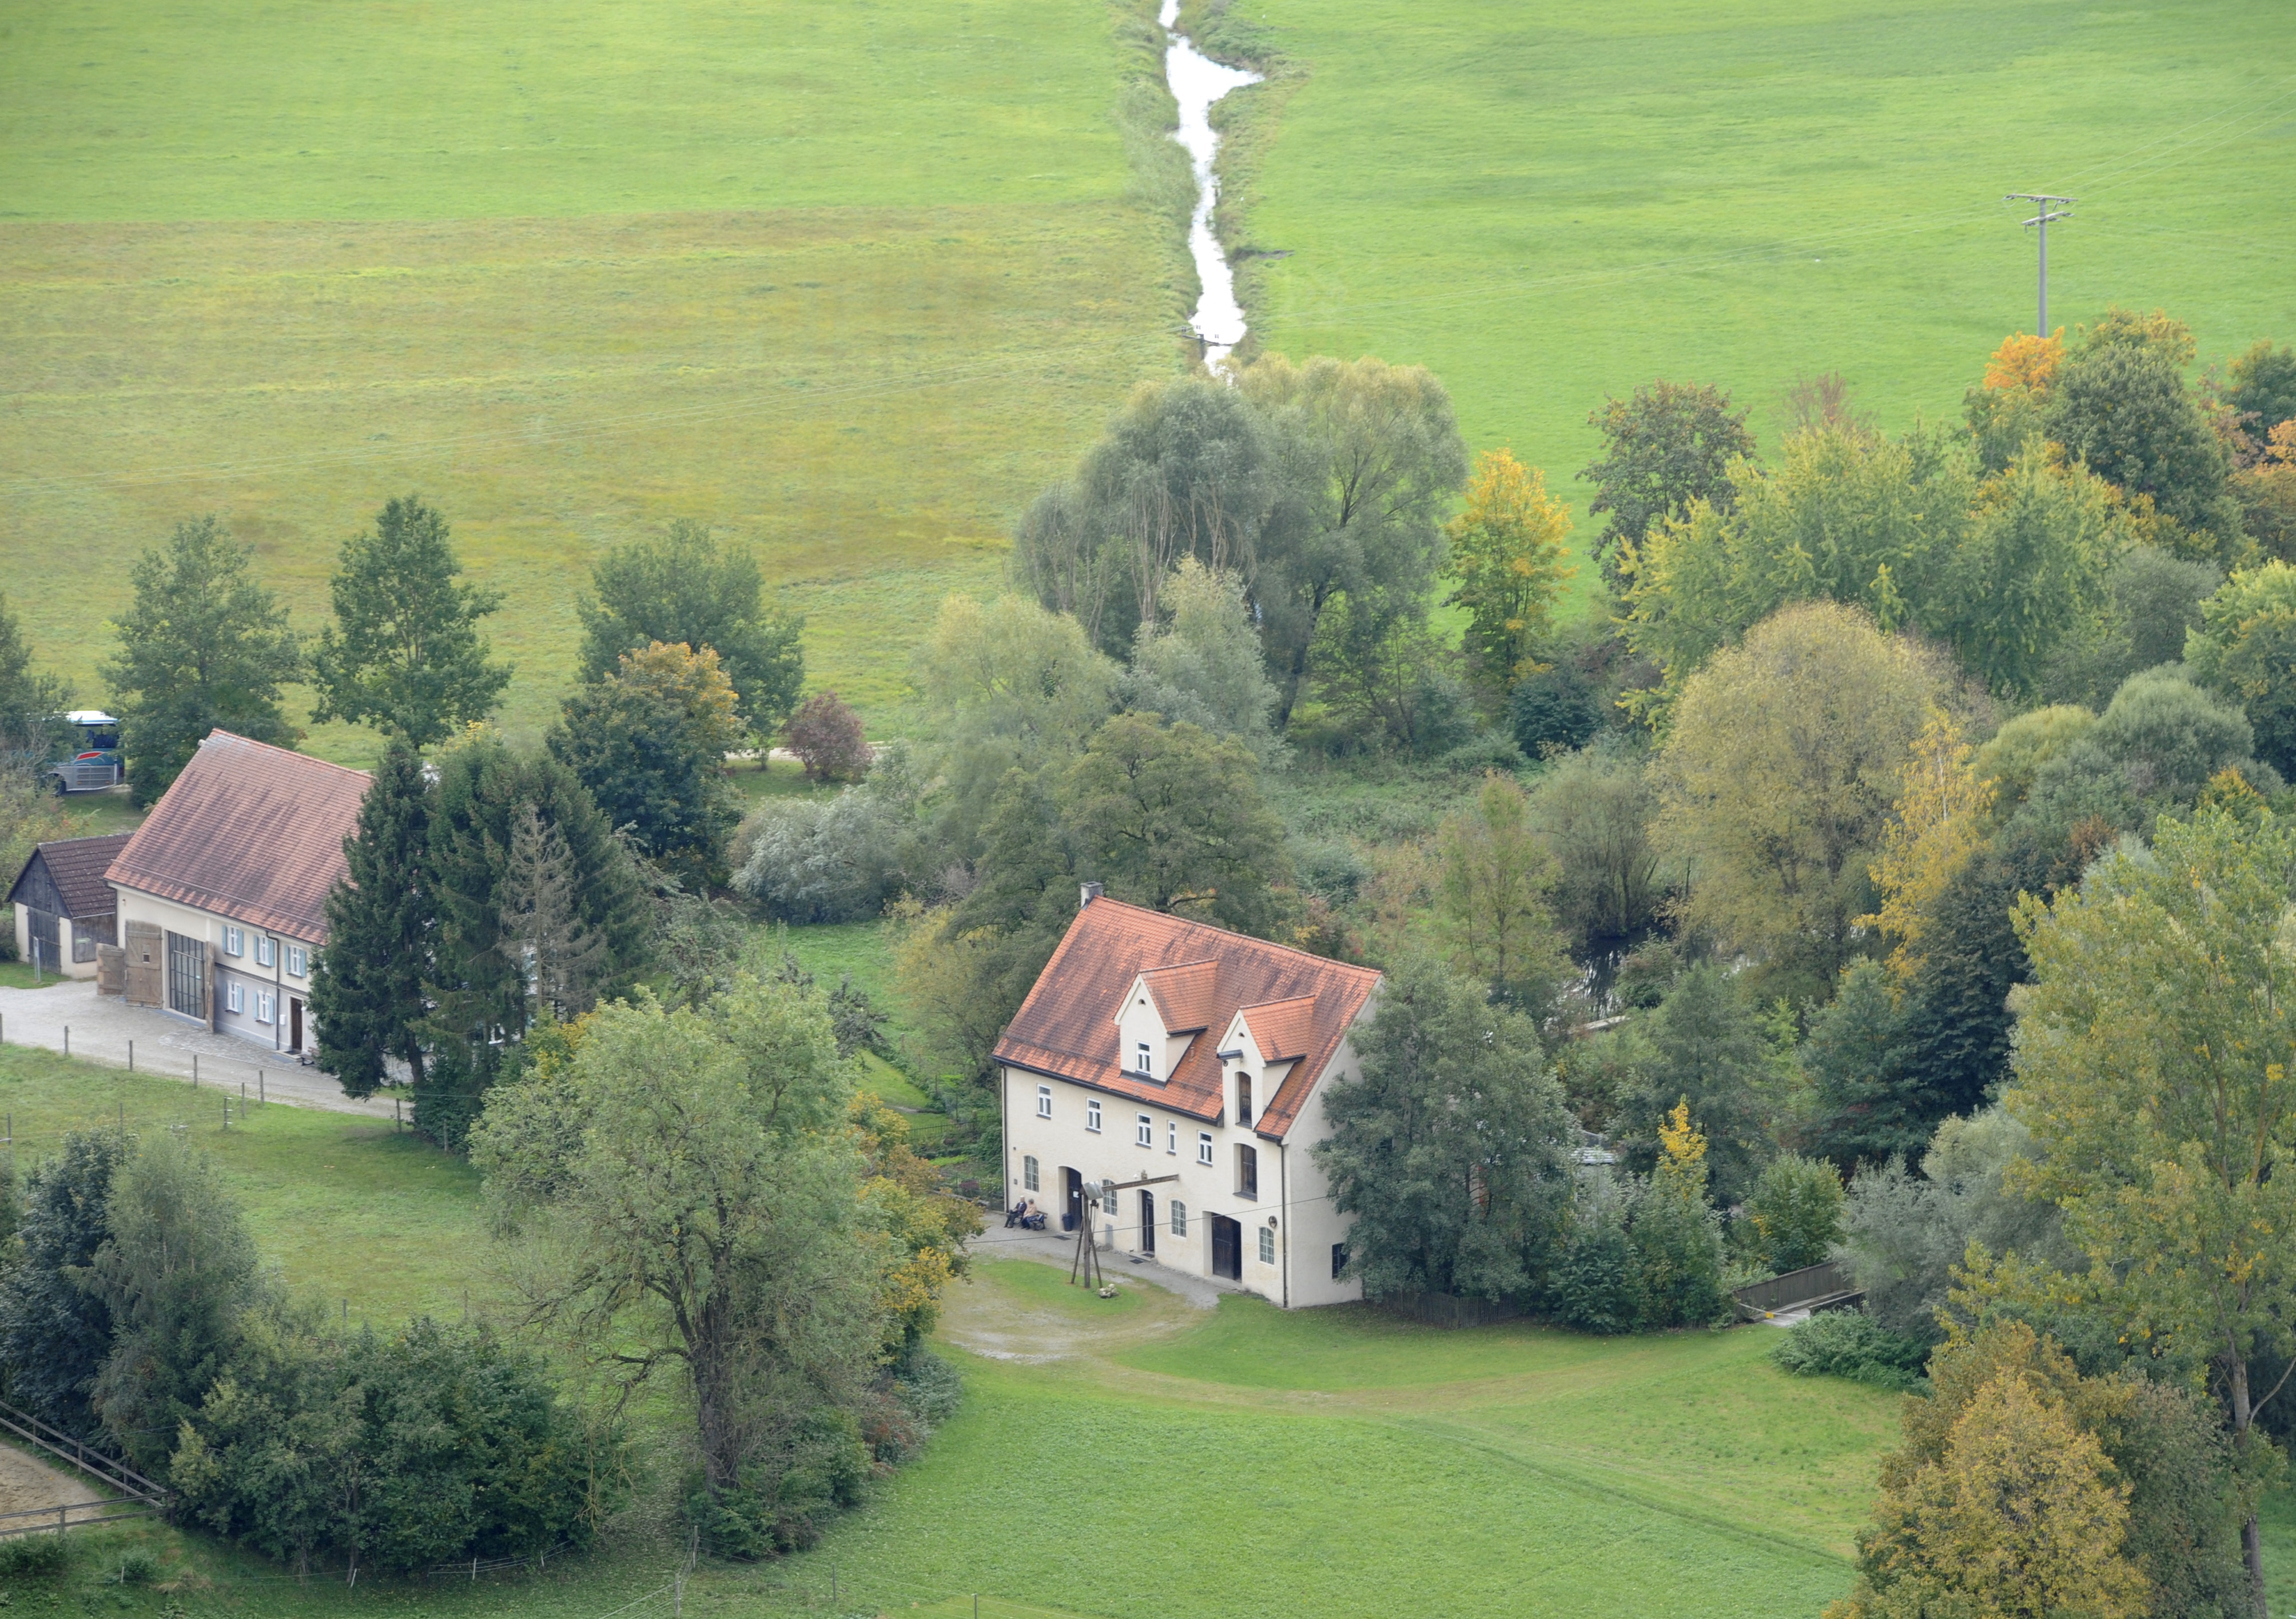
[1136,1040,1153,1077]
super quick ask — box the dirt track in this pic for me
[0,1442,101,1519]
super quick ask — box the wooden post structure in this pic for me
[1070,1173,1178,1287]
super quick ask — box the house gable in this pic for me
[994,896,1379,1141]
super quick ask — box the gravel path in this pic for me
[0,980,394,1118]
[0,1442,101,1518]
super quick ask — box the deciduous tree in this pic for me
[1241,354,1469,723]
[1863,710,1995,982]
[311,496,511,746]
[578,521,804,735]
[104,516,301,805]
[1434,770,1566,1005]
[2007,804,2296,1604]
[0,1131,128,1435]
[551,641,744,886]
[1125,558,1286,763]
[783,691,871,783]
[1653,601,1943,991]
[1744,1154,1844,1273]
[1527,743,1667,960]
[2186,559,2296,780]
[1581,380,1754,587]
[1445,449,1574,692]
[0,591,70,762]
[1059,712,1290,935]
[1315,955,1576,1302]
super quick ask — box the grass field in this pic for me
[0,0,1193,761]
[1212,0,2296,597]
[0,1056,2286,1617]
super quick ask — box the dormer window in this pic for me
[1136,1041,1153,1077]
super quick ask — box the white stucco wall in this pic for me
[11,903,101,979]
[1001,1036,1363,1308]
[110,886,317,1051]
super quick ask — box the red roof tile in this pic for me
[1238,996,1316,1062]
[993,898,1380,1141]
[1140,959,1220,1031]
[106,731,369,944]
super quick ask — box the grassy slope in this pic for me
[0,0,1188,759]
[1220,0,2296,600]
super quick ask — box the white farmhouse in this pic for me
[104,731,369,1055]
[996,885,1382,1307]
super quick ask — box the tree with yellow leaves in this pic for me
[1863,709,1996,982]
[850,1092,983,1353]
[1445,448,1575,694]
[1631,1100,1729,1327]
[1967,329,2065,476]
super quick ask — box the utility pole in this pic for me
[2005,193,2074,335]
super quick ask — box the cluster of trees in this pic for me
[469,975,976,1556]
[0,1131,594,1580]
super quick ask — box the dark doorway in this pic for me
[289,998,304,1052]
[1209,1213,1241,1281]
[26,909,57,976]
[1140,1191,1156,1257]
[1062,1167,1084,1233]
[165,930,205,1020]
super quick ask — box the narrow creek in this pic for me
[1158,0,1262,372]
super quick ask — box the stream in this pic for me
[1158,0,1262,372]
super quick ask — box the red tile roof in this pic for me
[1238,996,1317,1063]
[106,731,369,944]
[994,898,1380,1142]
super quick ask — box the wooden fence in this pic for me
[0,1396,168,1537]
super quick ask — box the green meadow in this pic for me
[0,0,1192,758]
[0,1044,2287,1616]
[1216,0,2296,593]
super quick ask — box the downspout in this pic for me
[999,1064,1009,1213]
[1278,1138,1290,1309]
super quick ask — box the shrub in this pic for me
[0,1533,73,1578]
[687,1405,872,1560]
[783,691,870,783]
[1745,1154,1845,1273]
[735,790,907,923]
[1550,1177,1642,1334]
[1771,1309,1927,1390]
[109,1548,161,1586]
[1510,662,1605,756]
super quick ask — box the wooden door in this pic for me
[124,922,164,1007]
[1140,1191,1156,1256]
[1062,1167,1084,1233]
[289,998,304,1052]
[1211,1214,1241,1280]
[26,909,57,975]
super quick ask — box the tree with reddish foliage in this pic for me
[783,692,870,783]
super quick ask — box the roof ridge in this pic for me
[1087,896,1381,980]
[200,729,373,781]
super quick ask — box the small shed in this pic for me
[8,834,132,979]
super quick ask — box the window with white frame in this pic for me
[227,982,244,1014]
[1258,1226,1276,1265]
[1024,1155,1040,1192]
[1171,1201,1188,1237]
[255,991,275,1024]
[286,944,307,977]
[222,926,244,957]
[1087,1099,1103,1133]
[1135,1040,1153,1076]
[1167,1120,1177,1154]
[1136,1113,1153,1147]
[1196,1131,1213,1166]
[1101,1179,1117,1215]
[1036,1084,1052,1119]
[254,936,275,968]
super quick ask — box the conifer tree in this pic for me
[496,802,607,1019]
[312,739,435,1098]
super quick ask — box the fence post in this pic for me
[192,1055,198,1088]
[258,1070,265,1105]
[62,1026,67,1057]
[128,1040,133,1072]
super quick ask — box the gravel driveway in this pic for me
[0,979,394,1118]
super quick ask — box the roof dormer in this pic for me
[1117,960,1219,1083]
